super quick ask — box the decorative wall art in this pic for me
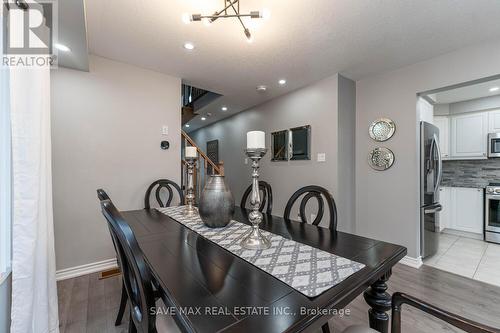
[369,118,396,142]
[368,147,395,171]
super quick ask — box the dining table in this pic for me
[122,207,407,333]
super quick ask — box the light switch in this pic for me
[317,153,326,162]
[162,126,168,135]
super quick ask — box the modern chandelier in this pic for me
[182,0,270,42]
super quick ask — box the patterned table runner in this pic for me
[157,206,365,298]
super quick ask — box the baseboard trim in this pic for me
[56,258,118,281]
[399,255,423,269]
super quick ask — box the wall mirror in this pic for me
[271,130,288,161]
[290,125,311,160]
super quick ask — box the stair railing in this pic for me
[181,130,224,201]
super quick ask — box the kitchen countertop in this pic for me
[440,182,486,189]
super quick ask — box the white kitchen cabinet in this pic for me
[434,116,450,159]
[488,109,500,132]
[449,187,484,235]
[450,112,488,159]
[439,187,451,232]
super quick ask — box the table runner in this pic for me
[157,206,365,297]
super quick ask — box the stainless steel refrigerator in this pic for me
[420,121,443,258]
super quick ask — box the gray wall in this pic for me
[0,275,11,333]
[356,39,500,258]
[190,74,356,232]
[51,55,181,270]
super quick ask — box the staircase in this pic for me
[181,130,224,201]
[182,84,222,125]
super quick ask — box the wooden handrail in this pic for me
[181,130,222,175]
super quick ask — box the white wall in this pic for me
[190,74,356,232]
[356,39,500,258]
[51,55,181,270]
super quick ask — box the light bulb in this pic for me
[261,8,271,20]
[181,13,191,24]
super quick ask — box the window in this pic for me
[0,60,12,283]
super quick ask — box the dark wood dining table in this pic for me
[122,207,407,333]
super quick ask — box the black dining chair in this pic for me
[283,185,337,333]
[283,185,337,230]
[100,199,183,333]
[96,189,128,326]
[144,179,184,209]
[342,292,500,333]
[240,180,273,215]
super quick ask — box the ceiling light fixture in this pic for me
[201,117,207,121]
[256,85,267,92]
[54,43,71,52]
[490,87,500,92]
[278,79,286,85]
[185,124,190,128]
[183,42,195,50]
[183,0,270,42]
[221,106,228,111]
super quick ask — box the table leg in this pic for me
[363,269,392,333]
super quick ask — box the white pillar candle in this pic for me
[247,131,265,149]
[185,146,198,158]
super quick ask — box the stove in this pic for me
[485,183,500,244]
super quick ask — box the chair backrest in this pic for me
[240,181,273,215]
[144,179,184,209]
[283,185,337,230]
[100,199,157,333]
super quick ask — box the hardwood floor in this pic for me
[57,264,500,333]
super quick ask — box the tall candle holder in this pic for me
[184,156,197,215]
[240,148,271,250]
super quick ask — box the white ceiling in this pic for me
[83,0,500,132]
[429,78,500,104]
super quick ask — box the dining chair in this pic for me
[284,185,337,333]
[342,292,500,333]
[283,185,337,231]
[144,179,184,209]
[100,199,182,333]
[240,180,273,215]
[96,189,128,326]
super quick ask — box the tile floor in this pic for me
[424,232,500,287]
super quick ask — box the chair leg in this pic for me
[115,284,127,326]
[322,322,331,333]
[128,311,137,333]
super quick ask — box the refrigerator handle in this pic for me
[433,134,443,194]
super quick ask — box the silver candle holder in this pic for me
[240,148,271,250]
[184,156,197,215]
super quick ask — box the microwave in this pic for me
[488,133,500,157]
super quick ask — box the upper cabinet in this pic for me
[488,109,500,132]
[450,112,488,159]
[433,116,450,159]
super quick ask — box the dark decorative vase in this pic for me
[199,175,235,228]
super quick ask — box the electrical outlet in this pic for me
[317,153,326,162]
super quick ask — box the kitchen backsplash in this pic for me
[442,159,500,188]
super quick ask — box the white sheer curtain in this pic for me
[9,65,59,332]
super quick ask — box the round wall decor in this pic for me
[369,118,396,142]
[368,147,395,171]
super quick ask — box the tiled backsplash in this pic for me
[442,159,500,188]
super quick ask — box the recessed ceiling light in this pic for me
[221,106,228,111]
[278,79,286,85]
[185,124,190,128]
[54,43,71,52]
[490,87,500,92]
[201,117,206,121]
[183,42,195,50]
[256,85,267,92]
